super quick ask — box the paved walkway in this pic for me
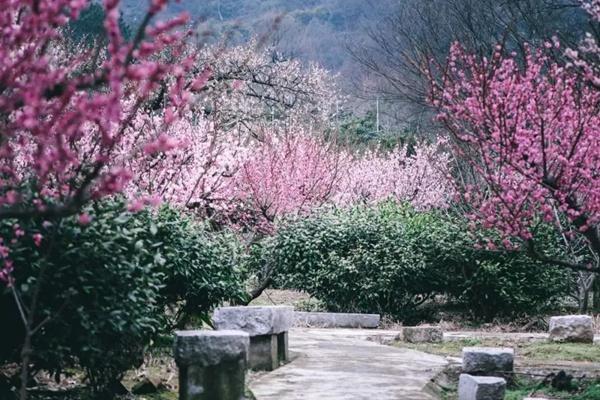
[249,328,447,400]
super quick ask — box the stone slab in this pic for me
[213,306,294,336]
[294,311,380,328]
[462,347,514,374]
[403,326,443,343]
[549,315,594,343]
[458,374,506,400]
[174,330,249,367]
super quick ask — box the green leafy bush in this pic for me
[0,201,164,395]
[138,206,248,328]
[0,199,246,396]
[266,202,573,321]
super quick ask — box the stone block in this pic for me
[277,331,289,362]
[174,330,249,367]
[549,315,594,343]
[213,306,294,336]
[293,311,380,328]
[174,330,249,400]
[458,374,506,400]
[249,334,278,371]
[403,326,443,343]
[462,347,514,374]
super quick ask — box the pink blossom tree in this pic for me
[336,141,453,210]
[429,37,600,274]
[230,130,344,233]
[125,113,453,234]
[0,1,200,396]
[119,39,341,228]
[0,0,197,278]
[122,112,248,218]
[192,39,340,137]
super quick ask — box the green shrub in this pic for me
[137,206,248,328]
[0,199,246,396]
[267,202,573,322]
[452,252,573,320]
[1,200,164,395]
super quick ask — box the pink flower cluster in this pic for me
[124,111,452,233]
[432,41,600,252]
[336,142,453,210]
[231,132,343,232]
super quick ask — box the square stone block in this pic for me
[462,347,514,374]
[174,330,249,400]
[549,315,594,343]
[174,330,249,367]
[458,374,506,400]
[403,326,443,343]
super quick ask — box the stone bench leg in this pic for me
[174,330,249,400]
[277,331,289,362]
[249,334,278,371]
[179,358,246,400]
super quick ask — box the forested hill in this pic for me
[120,0,393,72]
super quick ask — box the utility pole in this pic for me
[376,97,380,135]
[336,100,340,132]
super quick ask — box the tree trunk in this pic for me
[579,290,589,313]
[18,330,32,400]
[593,274,600,311]
[577,273,595,314]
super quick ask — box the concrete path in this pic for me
[249,328,447,400]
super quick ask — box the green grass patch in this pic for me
[395,338,600,363]
[506,381,600,400]
[521,342,600,363]
[440,378,600,400]
[576,383,600,400]
[395,338,483,357]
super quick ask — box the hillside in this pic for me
[120,0,393,72]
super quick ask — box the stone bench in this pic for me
[403,326,443,343]
[174,330,249,400]
[549,315,594,343]
[293,311,380,328]
[213,306,293,371]
[458,374,506,400]
[462,347,514,376]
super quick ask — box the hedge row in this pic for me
[259,203,573,322]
